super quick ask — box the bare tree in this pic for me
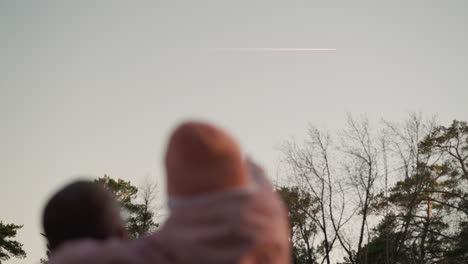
[281,126,355,264]
[337,114,381,264]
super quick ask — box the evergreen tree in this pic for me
[0,221,26,263]
[95,175,159,239]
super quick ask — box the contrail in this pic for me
[215,48,336,52]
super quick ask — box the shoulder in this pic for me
[49,239,143,264]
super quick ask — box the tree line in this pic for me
[277,114,467,264]
[1,114,466,264]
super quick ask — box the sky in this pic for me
[1,1,467,263]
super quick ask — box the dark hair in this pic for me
[42,180,125,251]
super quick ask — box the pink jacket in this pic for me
[49,164,291,264]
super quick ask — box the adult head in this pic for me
[42,180,126,252]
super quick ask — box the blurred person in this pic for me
[49,121,291,264]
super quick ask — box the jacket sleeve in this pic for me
[48,239,144,264]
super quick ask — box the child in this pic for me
[49,121,291,264]
[42,180,127,253]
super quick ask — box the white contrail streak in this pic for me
[215,48,336,52]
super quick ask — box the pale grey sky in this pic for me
[1,1,467,263]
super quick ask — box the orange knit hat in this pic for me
[165,121,250,196]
